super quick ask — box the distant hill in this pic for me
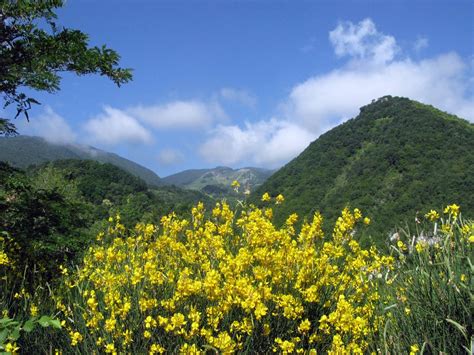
[162,166,275,197]
[0,135,161,186]
[26,159,213,226]
[253,96,474,244]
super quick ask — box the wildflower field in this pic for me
[0,193,472,354]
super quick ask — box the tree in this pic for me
[0,0,132,135]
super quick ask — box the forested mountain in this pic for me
[253,96,474,243]
[0,136,161,186]
[162,166,274,197]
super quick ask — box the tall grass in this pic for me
[375,207,473,353]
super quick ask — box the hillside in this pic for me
[254,96,474,243]
[0,135,161,186]
[26,159,213,226]
[162,166,274,197]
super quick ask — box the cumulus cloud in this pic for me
[18,106,76,144]
[329,18,399,65]
[289,54,473,132]
[199,119,315,167]
[157,148,184,166]
[219,88,257,108]
[288,19,473,134]
[84,106,152,145]
[129,100,226,129]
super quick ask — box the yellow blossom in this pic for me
[261,192,271,202]
[410,344,420,354]
[275,194,285,204]
[444,204,460,218]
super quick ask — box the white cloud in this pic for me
[288,53,474,132]
[329,18,399,65]
[414,36,429,52]
[219,88,257,108]
[199,18,473,168]
[84,106,152,145]
[129,100,226,129]
[18,106,76,144]
[157,148,184,166]
[199,119,315,167]
[287,19,473,134]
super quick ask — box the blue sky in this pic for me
[16,0,474,176]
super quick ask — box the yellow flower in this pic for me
[30,303,38,317]
[105,343,116,354]
[469,235,474,243]
[0,250,9,265]
[298,319,311,333]
[424,210,440,221]
[415,242,426,253]
[150,344,166,354]
[363,217,371,225]
[231,180,240,192]
[261,192,271,202]
[275,194,285,204]
[70,331,83,346]
[444,204,460,218]
[460,274,466,282]
[409,344,419,354]
[397,240,407,251]
[5,342,20,354]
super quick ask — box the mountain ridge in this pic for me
[0,135,162,186]
[162,166,275,197]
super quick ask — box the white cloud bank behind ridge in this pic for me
[17,106,77,144]
[199,18,474,168]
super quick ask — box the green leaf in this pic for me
[38,315,51,327]
[0,318,12,326]
[0,328,8,344]
[22,319,36,333]
[49,319,61,329]
[446,318,468,340]
[8,325,20,341]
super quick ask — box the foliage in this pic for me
[0,162,91,285]
[379,205,473,353]
[0,315,61,354]
[0,0,132,132]
[253,96,474,246]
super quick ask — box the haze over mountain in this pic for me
[254,96,474,242]
[162,166,274,197]
[0,136,161,186]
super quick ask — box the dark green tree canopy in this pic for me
[0,0,132,134]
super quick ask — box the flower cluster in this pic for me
[57,197,393,354]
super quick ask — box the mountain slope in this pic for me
[0,136,161,186]
[25,159,213,226]
[162,166,274,197]
[254,96,474,241]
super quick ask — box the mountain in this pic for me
[162,166,275,197]
[253,96,474,243]
[0,135,161,186]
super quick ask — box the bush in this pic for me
[56,200,392,353]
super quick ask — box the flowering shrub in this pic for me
[57,198,393,354]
